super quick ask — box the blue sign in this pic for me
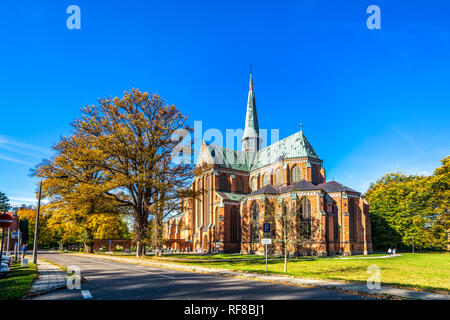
[108,240,113,245]
[263,223,271,233]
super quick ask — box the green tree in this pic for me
[0,192,10,212]
[366,157,449,252]
[19,218,29,244]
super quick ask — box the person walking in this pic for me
[393,248,396,256]
[388,248,392,256]
[20,244,27,258]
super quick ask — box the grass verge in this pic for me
[0,262,38,300]
[146,253,450,293]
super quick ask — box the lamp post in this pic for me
[32,175,68,264]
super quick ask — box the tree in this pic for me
[0,192,10,212]
[34,131,128,252]
[426,156,450,251]
[36,89,195,256]
[19,218,29,245]
[366,158,449,252]
[16,208,53,247]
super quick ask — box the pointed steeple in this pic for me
[242,71,261,152]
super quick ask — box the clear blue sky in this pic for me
[1,0,449,206]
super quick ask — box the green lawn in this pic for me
[0,262,38,300]
[150,253,450,293]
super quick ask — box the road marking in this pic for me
[74,256,176,279]
[81,290,93,299]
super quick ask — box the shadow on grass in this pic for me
[0,263,38,300]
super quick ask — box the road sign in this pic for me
[0,213,12,229]
[261,238,272,245]
[263,223,271,233]
[12,232,19,239]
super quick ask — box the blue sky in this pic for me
[1,0,449,206]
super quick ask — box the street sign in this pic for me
[11,232,19,239]
[261,238,272,245]
[263,223,271,233]
[0,213,12,229]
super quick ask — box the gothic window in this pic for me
[276,169,282,186]
[230,206,240,243]
[333,204,340,241]
[264,199,276,238]
[251,201,259,243]
[236,176,243,193]
[263,174,269,186]
[291,166,301,183]
[349,199,357,242]
[220,174,229,191]
[250,176,257,192]
[311,166,318,185]
[298,197,312,239]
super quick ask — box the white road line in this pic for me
[81,290,93,299]
[74,256,176,279]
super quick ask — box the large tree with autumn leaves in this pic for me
[35,89,195,256]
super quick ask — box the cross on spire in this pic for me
[300,123,303,132]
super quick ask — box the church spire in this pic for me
[242,70,261,152]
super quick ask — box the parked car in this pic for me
[0,262,10,273]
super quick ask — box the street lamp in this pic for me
[32,175,68,264]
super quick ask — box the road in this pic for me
[32,252,371,300]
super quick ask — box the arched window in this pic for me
[230,206,240,243]
[236,176,243,193]
[251,202,259,242]
[298,197,312,239]
[291,166,301,183]
[311,166,318,185]
[264,199,276,238]
[220,174,229,191]
[333,204,339,241]
[349,199,357,242]
[276,169,282,186]
[263,174,269,186]
[250,176,257,192]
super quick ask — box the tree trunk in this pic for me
[284,230,287,273]
[84,239,94,253]
[447,228,450,252]
[136,241,145,257]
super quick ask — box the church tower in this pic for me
[242,72,262,152]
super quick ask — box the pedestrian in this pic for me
[20,244,26,258]
[393,248,396,256]
[388,248,392,256]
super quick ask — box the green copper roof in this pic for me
[242,73,260,140]
[250,130,320,170]
[206,130,320,172]
[205,143,250,171]
[217,192,246,202]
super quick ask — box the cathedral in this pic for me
[166,73,373,256]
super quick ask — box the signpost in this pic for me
[0,213,13,266]
[262,223,272,272]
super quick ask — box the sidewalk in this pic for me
[28,260,67,295]
[71,253,450,300]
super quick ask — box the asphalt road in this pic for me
[32,252,371,300]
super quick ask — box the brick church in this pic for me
[166,73,373,256]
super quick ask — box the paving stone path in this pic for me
[29,260,68,294]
